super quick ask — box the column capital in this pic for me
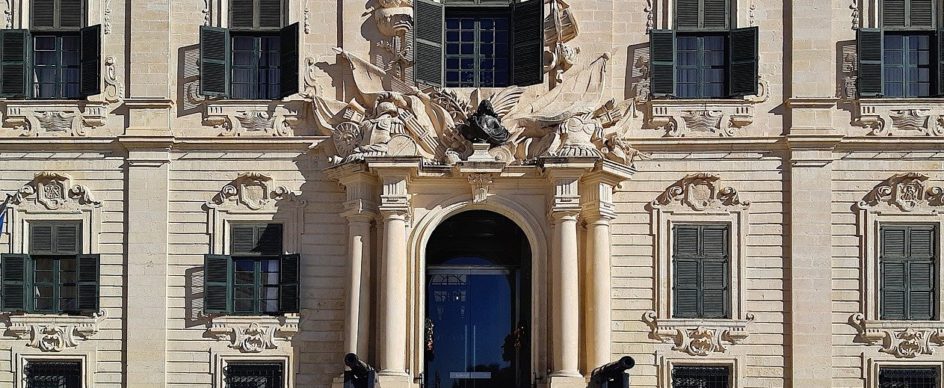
[550,209,581,221]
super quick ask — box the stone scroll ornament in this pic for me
[313,48,645,167]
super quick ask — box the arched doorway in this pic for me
[424,210,532,388]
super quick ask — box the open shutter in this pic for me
[883,0,907,27]
[279,254,300,313]
[414,0,444,86]
[703,0,730,30]
[204,255,232,313]
[512,0,544,86]
[0,29,30,98]
[729,27,759,96]
[1,254,30,311]
[200,26,230,98]
[650,30,676,97]
[76,254,100,312]
[858,28,884,97]
[279,23,299,98]
[230,0,255,29]
[80,25,102,97]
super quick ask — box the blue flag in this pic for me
[0,203,5,234]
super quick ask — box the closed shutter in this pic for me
[231,0,255,29]
[30,223,80,255]
[1,254,30,311]
[30,224,55,254]
[58,0,83,29]
[231,225,258,255]
[937,29,944,96]
[258,0,283,29]
[80,24,102,97]
[881,261,908,319]
[911,0,934,27]
[256,224,284,255]
[75,254,100,312]
[673,225,730,319]
[673,259,700,317]
[883,0,907,27]
[858,28,884,97]
[702,0,729,30]
[650,29,676,97]
[32,0,56,29]
[908,226,935,320]
[200,26,230,97]
[729,27,759,96]
[279,253,300,313]
[880,225,938,320]
[204,255,233,313]
[414,0,444,86]
[279,23,299,98]
[0,29,30,98]
[231,224,283,255]
[512,0,544,86]
[676,0,699,29]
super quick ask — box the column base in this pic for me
[376,372,415,388]
[545,373,586,388]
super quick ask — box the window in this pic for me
[650,0,759,98]
[672,365,730,388]
[204,224,300,315]
[199,0,298,99]
[672,225,730,319]
[858,0,942,97]
[0,222,99,314]
[0,0,100,99]
[224,362,284,388]
[25,360,82,388]
[880,225,938,320]
[879,367,941,388]
[414,0,544,87]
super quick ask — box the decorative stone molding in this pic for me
[207,315,299,353]
[841,45,858,100]
[368,0,413,80]
[103,0,112,34]
[304,5,311,34]
[4,311,107,352]
[856,173,944,213]
[202,0,210,25]
[4,0,11,28]
[206,172,303,212]
[652,173,750,212]
[205,101,300,137]
[850,0,860,29]
[300,57,319,99]
[649,99,759,137]
[103,56,123,103]
[643,311,755,356]
[850,314,944,358]
[467,173,493,204]
[2,101,108,137]
[854,99,944,136]
[5,172,101,212]
[645,0,654,33]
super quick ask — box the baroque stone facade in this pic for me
[0,1,942,388]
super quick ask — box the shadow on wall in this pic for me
[836,39,859,125]
[177,44,204,118]
[624,42,651,103]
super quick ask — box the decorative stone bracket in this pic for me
[849,313,944,358]
[643,311,755,356]
[2,100,109,137]
[3,311,107,352]
[854,99,944,136]
[856,173,944,213]
[207,314,300,353]
[205,100,301,137]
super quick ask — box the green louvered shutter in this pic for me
[907,227,935,320]
[30,224,55,254]
[414,0,444,86]
[232,224,283,256]
[32,0,56,28]
[230,0,255,29]
[729,27,759,96]
[700,226,729,318]
[1,254,30,311]
[676,0,699,29]
[937,29,944,96]
[0,29,30,98]
[650,29,676,97]
[279,253,300,313]
[256,224,284,255]
[702,0,730,30]
[673,226,700,318]
[30,223,80,255]
[259,0,284,29]
[910,0,934,27]
[673,225,730,318]
[76,254,100,312]
[80,24,102,97]
[200,26,230,97]
[58,0,83,29]
[204,255,233,313]
[858,28,884,97]
[512,0,544,86]
[881,225,937,320]
[883,0,907,27]
[279,23,299,98]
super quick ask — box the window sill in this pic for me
[648,98,758,137]
[854,98,944,136]
[204,99,302,137]
[4,310,107,352]
[0,99,108,137]
[206,313,300,353]
[849,313,944,358]
[643,311,755,356]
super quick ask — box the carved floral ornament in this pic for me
[206,172,304,212]
[207,315,300,353]
[855,173,944,213]
[643,311,754,357]
[4,172,101,212]
[4,311,108,352]
[652,173,750,212]
[850,313,944,358]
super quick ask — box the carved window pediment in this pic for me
[206,314,299,353]
[5,172,101,212]
[651,173,750,213]
[855,99,944,137]
[206,172,304,212]
[4,311,107,353]
[643,311,755,357]
[856,173,944,213]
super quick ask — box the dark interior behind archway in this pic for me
[426,210,531,267]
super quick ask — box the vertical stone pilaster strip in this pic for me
[376,171,411,383]
[547,170,584,381]
[338,171,379,360]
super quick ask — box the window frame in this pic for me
[882,32,934,97]
[30,32,82,99]
[23,359,82,388]
[878,223,939,320]
[214,355,293,388]
[229,32,282,100]
[671,223,732,319]
[443,8,512,88]
[878,365,942,388]
[671,364,732,388]
[223,361,285,387]
[13,355,93,388]
[658,358,742,388]
[674,32,729,99]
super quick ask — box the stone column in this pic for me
[375,169,412,388]
[336,171,378,359]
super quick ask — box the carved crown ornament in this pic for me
[3,310,108,352]
[643,311,755,357]
[849,314,944,359]
[206,315,300,354]
[855,173,944,213]
[4,172,101,212]
[206,172,305,212]
[313,49,643,169]
[651,173,750,212]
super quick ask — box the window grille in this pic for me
[672,366,731,388]
[225,362,284,388]
[879,367,941,388]
[25,361,82,388]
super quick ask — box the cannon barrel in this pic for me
[593,356,636,377]
[344,353,373,379]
